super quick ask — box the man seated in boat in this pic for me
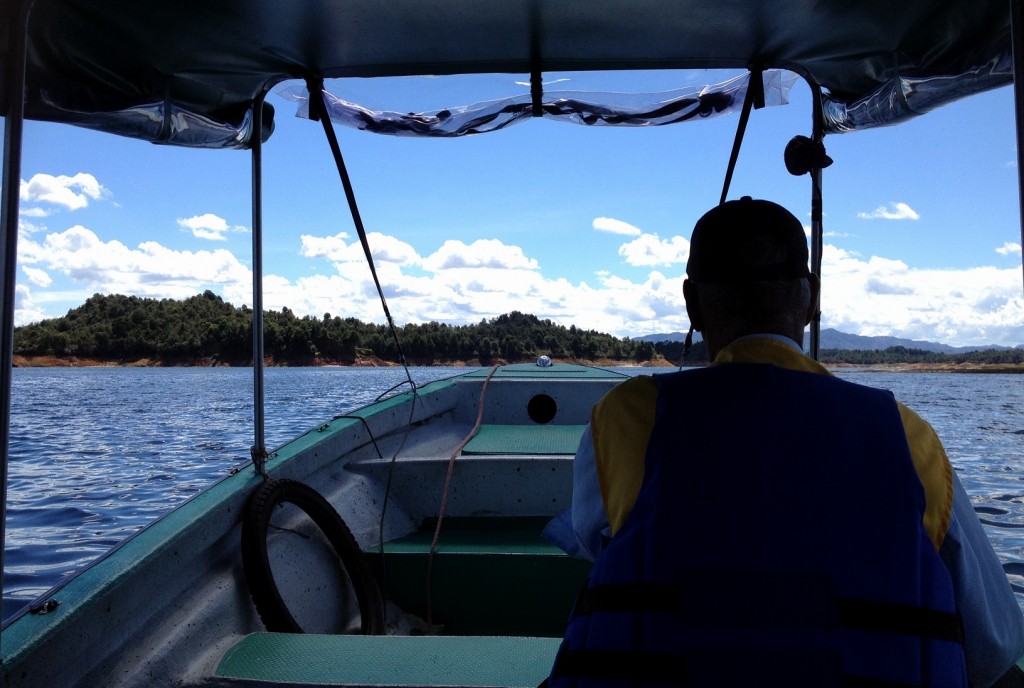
[545,197,1024,687]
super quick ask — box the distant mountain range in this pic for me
[633,328,1019,353]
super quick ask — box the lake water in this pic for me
[3,366,1023,620]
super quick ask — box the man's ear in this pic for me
[683,279,703,332]
[804,274,821,326]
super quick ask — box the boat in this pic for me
[3,361,623,686]
[1,2,1022,686]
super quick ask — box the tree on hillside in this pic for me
[13,295,661,365]
[20,293,1015,367]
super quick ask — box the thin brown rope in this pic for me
[425,364,500,627]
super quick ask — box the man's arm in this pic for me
[540,425,609,561]
[940,475,1024,687]
[898,402,1024,685]
[542,375,658,561]
[568,425,611,561]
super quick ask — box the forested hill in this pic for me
[12,292,669,366]
[12,292,1022,368]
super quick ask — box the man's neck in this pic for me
[730,332,804,353]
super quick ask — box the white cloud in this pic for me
[421,239,538,271]
[300,231,420,264]
[21,266,52,287]
[20,173,108,211]
[20,207,51,218]
[18,218,45,237]
[592,217,642,236]
[277,232,685,337]
[996,241,1022,257]
[286,230,1023,348]
[17,224,251,301]
[857,202,920,221]
[291,231,1021,347]
[13,284,47,327]
[617,234,689,267]
[300,232,351,261]
[177,213,248,241]
[819,245,1024,347]
[12,222,1024,349]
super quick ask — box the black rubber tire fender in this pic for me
[241,478,385,634]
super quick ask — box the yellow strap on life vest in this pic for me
[591,375,658,536]
[896,402,954,549]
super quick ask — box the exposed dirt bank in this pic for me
[11,354,679,369]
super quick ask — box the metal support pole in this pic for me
[1012,0,1024,292]
[0,0,34,635]
[250,95,268,476]
[809,83,825,360]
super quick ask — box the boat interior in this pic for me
[3,363,626,686]
[2,1,1024,686]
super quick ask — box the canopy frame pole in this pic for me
[1013,0,1024,292]
[250,94,268,478]
[0,0,34,628]
[809,82,825,360]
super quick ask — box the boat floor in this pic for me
[214,633,560,687]
[212,516,582,687]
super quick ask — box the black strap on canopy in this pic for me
[719,66,765,205]
[306,78,413,374]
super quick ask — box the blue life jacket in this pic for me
[549,364,966,687]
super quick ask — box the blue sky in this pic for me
[10,69,1024,347]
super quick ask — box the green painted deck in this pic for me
[368,518,590,637]
[460,363,629,380]
[462,424,585,455]
[216,633,561,687]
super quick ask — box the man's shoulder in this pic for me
[597,374,658,406]
[593,374,659,423]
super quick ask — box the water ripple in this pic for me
[4,366,464,618]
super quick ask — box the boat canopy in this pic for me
[284,70,796,138]
[1,0,1014,148]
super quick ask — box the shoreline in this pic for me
[824,361,1024,374]
[10,354,677,369]
[11,354,1024,373]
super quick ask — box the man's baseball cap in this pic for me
[686,196,810,284]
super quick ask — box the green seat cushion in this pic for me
[216,633,561,687]
[462,424,585,455]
